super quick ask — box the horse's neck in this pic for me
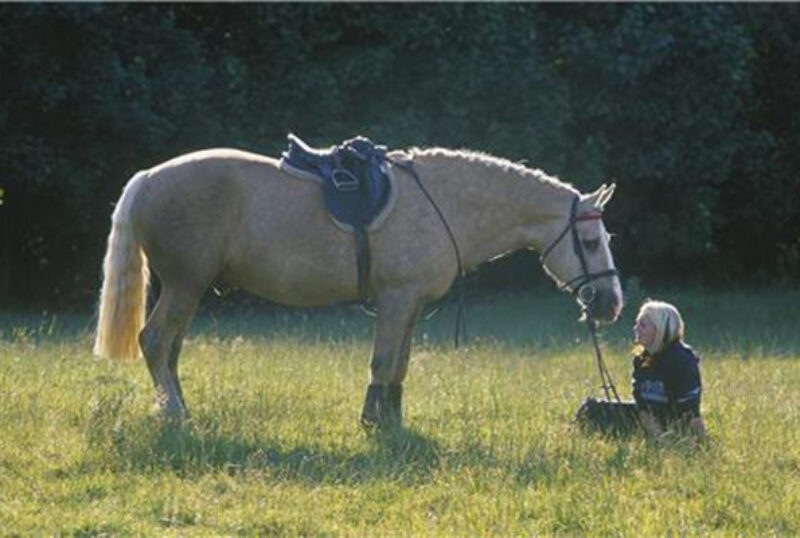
[415,151,574,270]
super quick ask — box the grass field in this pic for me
[1,287,799,535]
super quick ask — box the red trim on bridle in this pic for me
[574,212,603,221]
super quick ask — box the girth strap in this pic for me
[355,185,370,302]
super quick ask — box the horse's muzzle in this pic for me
[580,284,622,323]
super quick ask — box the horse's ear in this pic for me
[583,183,614,210]
[597,183,616,210]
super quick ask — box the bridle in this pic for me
[539,196,618,305]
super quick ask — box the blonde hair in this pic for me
[636,300,685,355]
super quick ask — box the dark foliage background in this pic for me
[1,3,798,307]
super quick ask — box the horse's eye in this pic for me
[583,239,600,252]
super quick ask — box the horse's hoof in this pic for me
[359,420,401,435]
[359,411,402,433]
[152,400,190,424]
[359,416,379,432]
[359,384,403,432]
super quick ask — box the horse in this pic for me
[93,144,623,427]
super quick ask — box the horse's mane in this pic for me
[403,146,579,195]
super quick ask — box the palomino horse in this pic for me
[94,145,623,426]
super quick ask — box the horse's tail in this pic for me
[93,171,150,360]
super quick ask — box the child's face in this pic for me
[634,314,656,349]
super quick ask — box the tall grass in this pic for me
[1,288,798,535]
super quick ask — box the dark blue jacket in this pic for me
[632,341,702,426]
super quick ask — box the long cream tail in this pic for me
[93,172,150,360]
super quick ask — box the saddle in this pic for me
[280,133,393,230]
[279,134,396,302]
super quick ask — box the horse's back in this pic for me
[130,148,360,303]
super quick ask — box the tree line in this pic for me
[1,3,798,307]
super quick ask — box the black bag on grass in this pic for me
[575,397,639,435]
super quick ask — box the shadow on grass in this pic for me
[95,415,442,486]
[84,388,712,490]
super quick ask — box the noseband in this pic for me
[539,196,618,301]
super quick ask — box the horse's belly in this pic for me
[227,273,357,307]
[221,239,360,307]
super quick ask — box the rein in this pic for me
[388,157,467,348]
[583,306,622,403]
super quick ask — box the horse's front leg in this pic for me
[360,290,421,429]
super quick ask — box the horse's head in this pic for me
[539,184,623,323]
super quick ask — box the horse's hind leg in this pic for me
[167,317,192,411]
[139,284,200,418]
[360,290,421,428]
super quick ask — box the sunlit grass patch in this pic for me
[1,288,799,534]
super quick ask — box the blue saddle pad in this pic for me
[281,134,392,229]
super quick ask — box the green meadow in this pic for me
[1,288,798,535]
